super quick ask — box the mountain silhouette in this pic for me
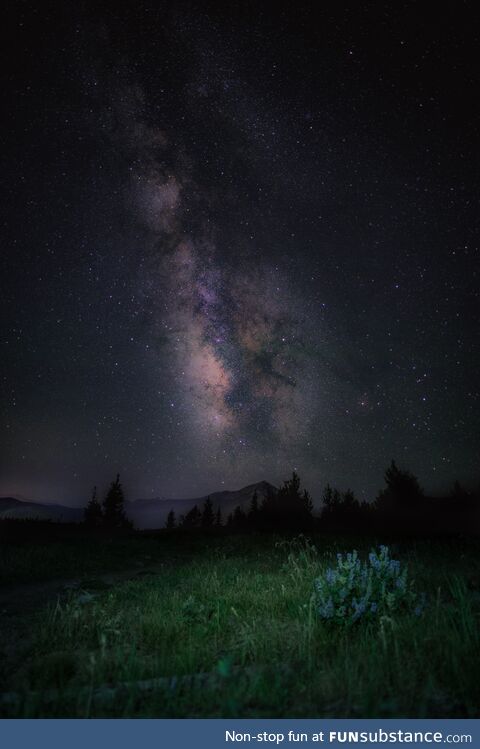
[0,481,276,529]
[0,496,84,522]
[127,480,276,528]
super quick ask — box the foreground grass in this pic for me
[1,533,480,717]
[0,534,169,585]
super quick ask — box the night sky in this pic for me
[2,2,479,505]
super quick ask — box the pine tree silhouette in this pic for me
[181,504,201,528]
[321,484,339,519]
[201,496,215,527]
[102,474,130,528]
[343,489,357,510]
[449,480,472,508]
[232,504,247,529]
[215,507,222,527]
[165,509,176,529]
[302,488,314,515]
[377,460,423,509]
[261,472,313,529]
[248,489,259,527]
[84,486,103,527]
[322,483,334,509]
[321,484,370,528]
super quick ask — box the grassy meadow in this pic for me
[1,530,480,717]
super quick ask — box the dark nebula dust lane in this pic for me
[1,2,479,503]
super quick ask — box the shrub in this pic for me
[314,545,425,624]
[278,534,319,581]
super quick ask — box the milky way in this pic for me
[127,97,320,485]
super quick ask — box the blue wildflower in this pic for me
[326,568,336,585]
[314,545,419,626]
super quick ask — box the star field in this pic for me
[1,2,479,504]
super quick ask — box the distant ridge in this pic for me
[0,496,83,523]
[129,480,276,529]
[0,481,277,530]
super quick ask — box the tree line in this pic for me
[161,461,480,534]
[84,461,480,534]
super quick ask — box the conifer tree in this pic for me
[261,472,313,529]
[322,483,334,509]
[181,504,201,528]
[233,504,247,528]
[302,488,314,515]
[377,460,423,508]
[84,485,103,527]
[201,496,215,527]
[248,489,259,527]
[103,474,129,528]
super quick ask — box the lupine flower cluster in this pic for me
[315,546,424,624]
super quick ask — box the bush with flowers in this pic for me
[314,545,425,624]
